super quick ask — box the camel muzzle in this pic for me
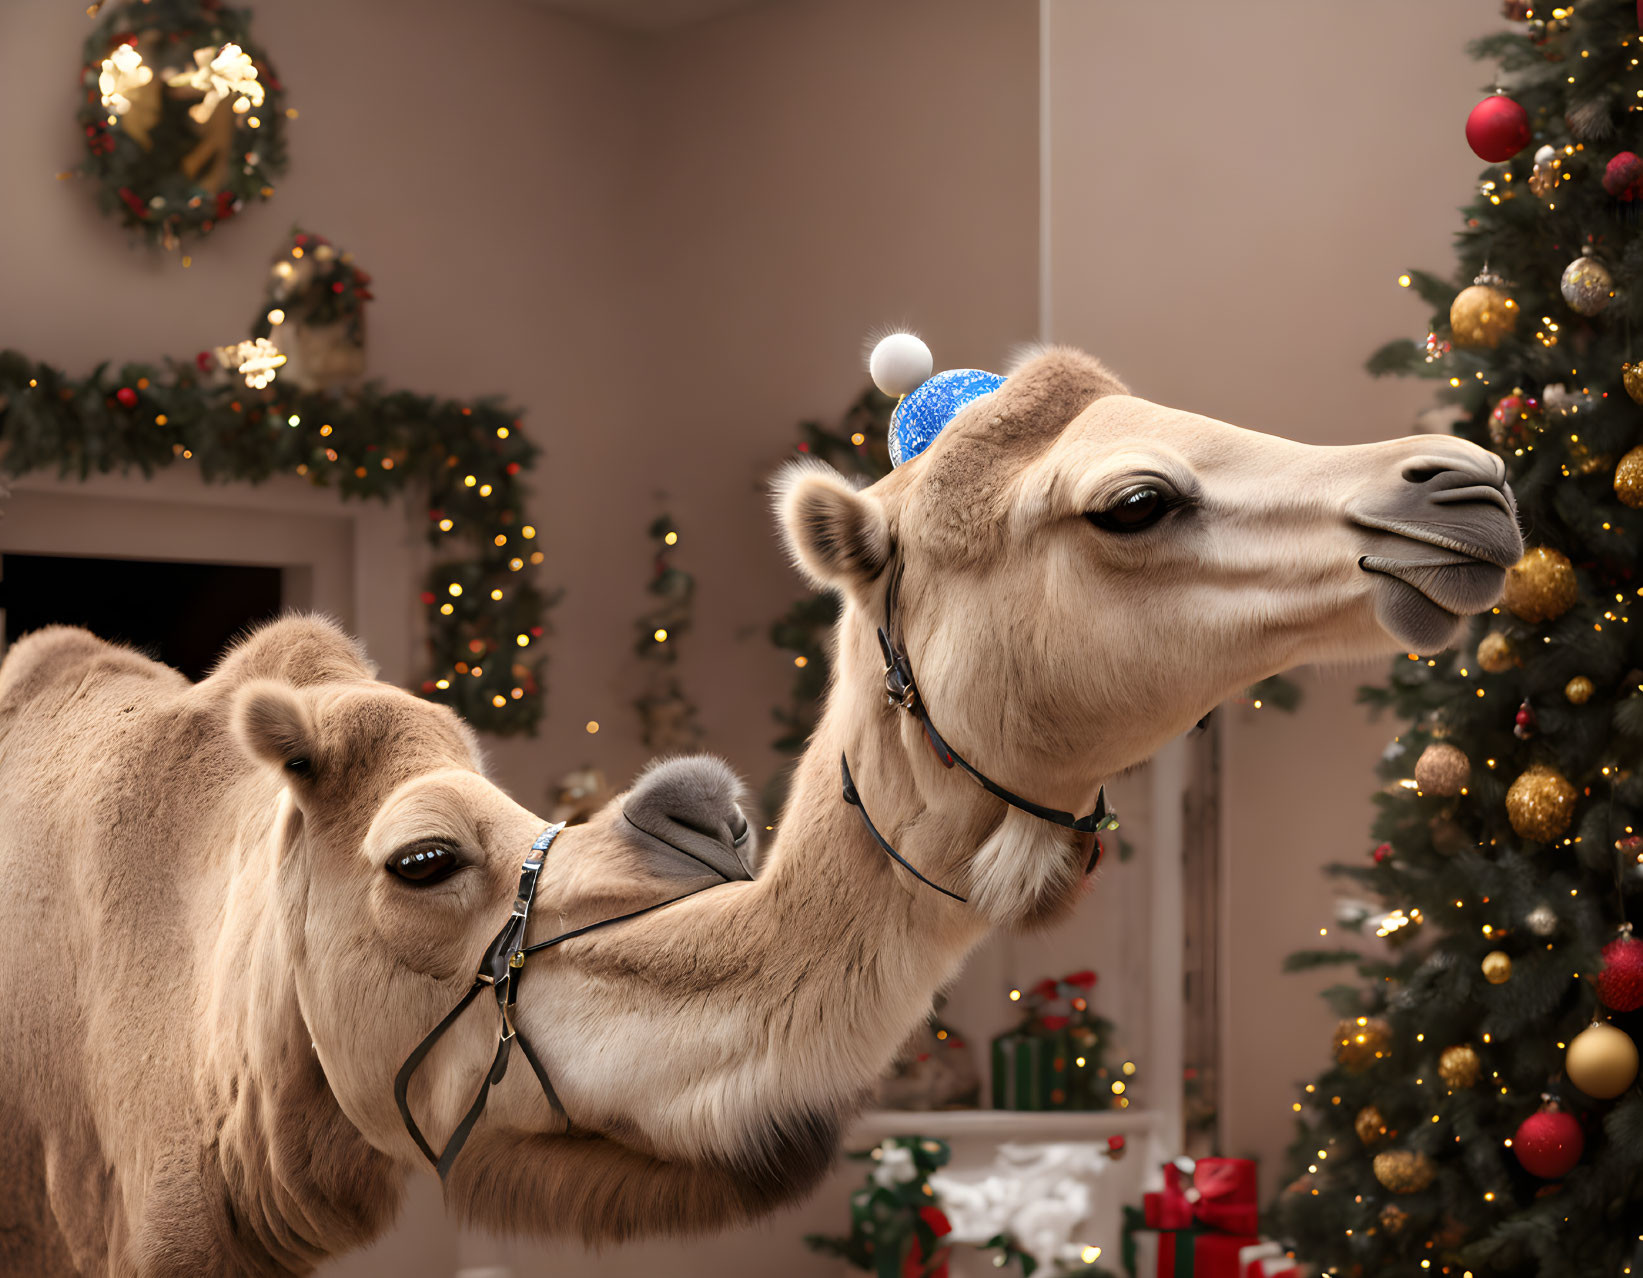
[1350,448,1523,650]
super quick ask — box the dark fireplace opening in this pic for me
[0,554,283,682]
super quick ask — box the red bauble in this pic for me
[1514,1108,1583,1179]
[1467,95,1532,163]
[1373,842,1392,864]
[1605,152,1643,200]
[1597,932,1643,1012]
[115,386,137,408]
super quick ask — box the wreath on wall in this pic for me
[77,0,289,253]
[0,229,552,736]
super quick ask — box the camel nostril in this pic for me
[1402,465,1447,486]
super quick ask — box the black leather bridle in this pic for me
[841,567,1115,903]
[393,822,722,1178]
[394,568,1115,1176]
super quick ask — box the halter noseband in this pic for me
[841,568,1115,903]
[393,822,721,1178]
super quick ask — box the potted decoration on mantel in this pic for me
[991,970,1131,1112]
[249,229,370,392]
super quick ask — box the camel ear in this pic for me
[775,462,891,591]
[232,680,318,780]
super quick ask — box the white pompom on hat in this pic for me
[868,333,934,399]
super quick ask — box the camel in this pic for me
[0,344,1521,1275]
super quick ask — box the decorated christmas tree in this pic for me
[1276,4,1643,1275]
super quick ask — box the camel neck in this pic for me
[199,795,401,1273]
[763,597,1108,935]
[763,606,999,927]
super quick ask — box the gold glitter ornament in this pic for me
[1506,764,1577,841]
[1482,950,1513,984]
[1614,446,1643,508]
[1355,1104,1390,1146]
[1415,742,1470,796]
[1450,272,1518,348]
[1566,1022,1639,1099]
[1478,632,1516,673]
[1502,547,1578,623]
[1438,1043,1481,1089]
[1622,362,1643,406]
[1378,1203,1408,1233]
[1561,251,1615,316]
[1333,1016,1393,1071]
[1565,676,1594,704]
[1372,1150,1436,1194]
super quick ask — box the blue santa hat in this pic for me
[869,333,1004,468]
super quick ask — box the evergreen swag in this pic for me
[77,0,290,251]
[0,349,551,735]
[1277,3,1643,1276]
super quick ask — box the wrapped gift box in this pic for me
[1122,1158,1265,1278]
[1238,1242,1299,1278]
[990,1029,1048,1110]
[1126,1221,1259,1278]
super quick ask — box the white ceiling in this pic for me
[522,0,772,33]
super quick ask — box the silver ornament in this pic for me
[1561,252,1615,316]
[1526,904,1558,936]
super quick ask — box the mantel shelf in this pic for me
[847,1107,1161,1145]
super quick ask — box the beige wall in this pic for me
[1043,0,1501,1198]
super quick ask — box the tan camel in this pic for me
[0,346,1519,1275]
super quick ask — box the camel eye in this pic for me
[388,844,461,885]
[1087,486,1168,533]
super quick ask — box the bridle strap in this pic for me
[395,821,725,1178]
[395,822,568,1178]
[841,754,968,903]
[393,979,485,1167]
[842,565,1112,899]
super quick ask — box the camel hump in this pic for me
[0,625,181,713]
[208,614,377,689]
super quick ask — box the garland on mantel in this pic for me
[0,349,552,735]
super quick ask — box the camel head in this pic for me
[226,659,772,1244]
[774,339,1520,923]
[780,339,1519,799]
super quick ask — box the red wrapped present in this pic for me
[1143,1160,1196,1229]
[1131,1228,1259,1278]
[1193,1233,1262,1278]
[1191,1157,1258,1236]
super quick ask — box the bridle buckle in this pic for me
[883,662,918,712]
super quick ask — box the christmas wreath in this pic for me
[77,0,290,252]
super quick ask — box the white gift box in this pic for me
[1238,1241,1298,1278]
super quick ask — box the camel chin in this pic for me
[1365,571,1475,652]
